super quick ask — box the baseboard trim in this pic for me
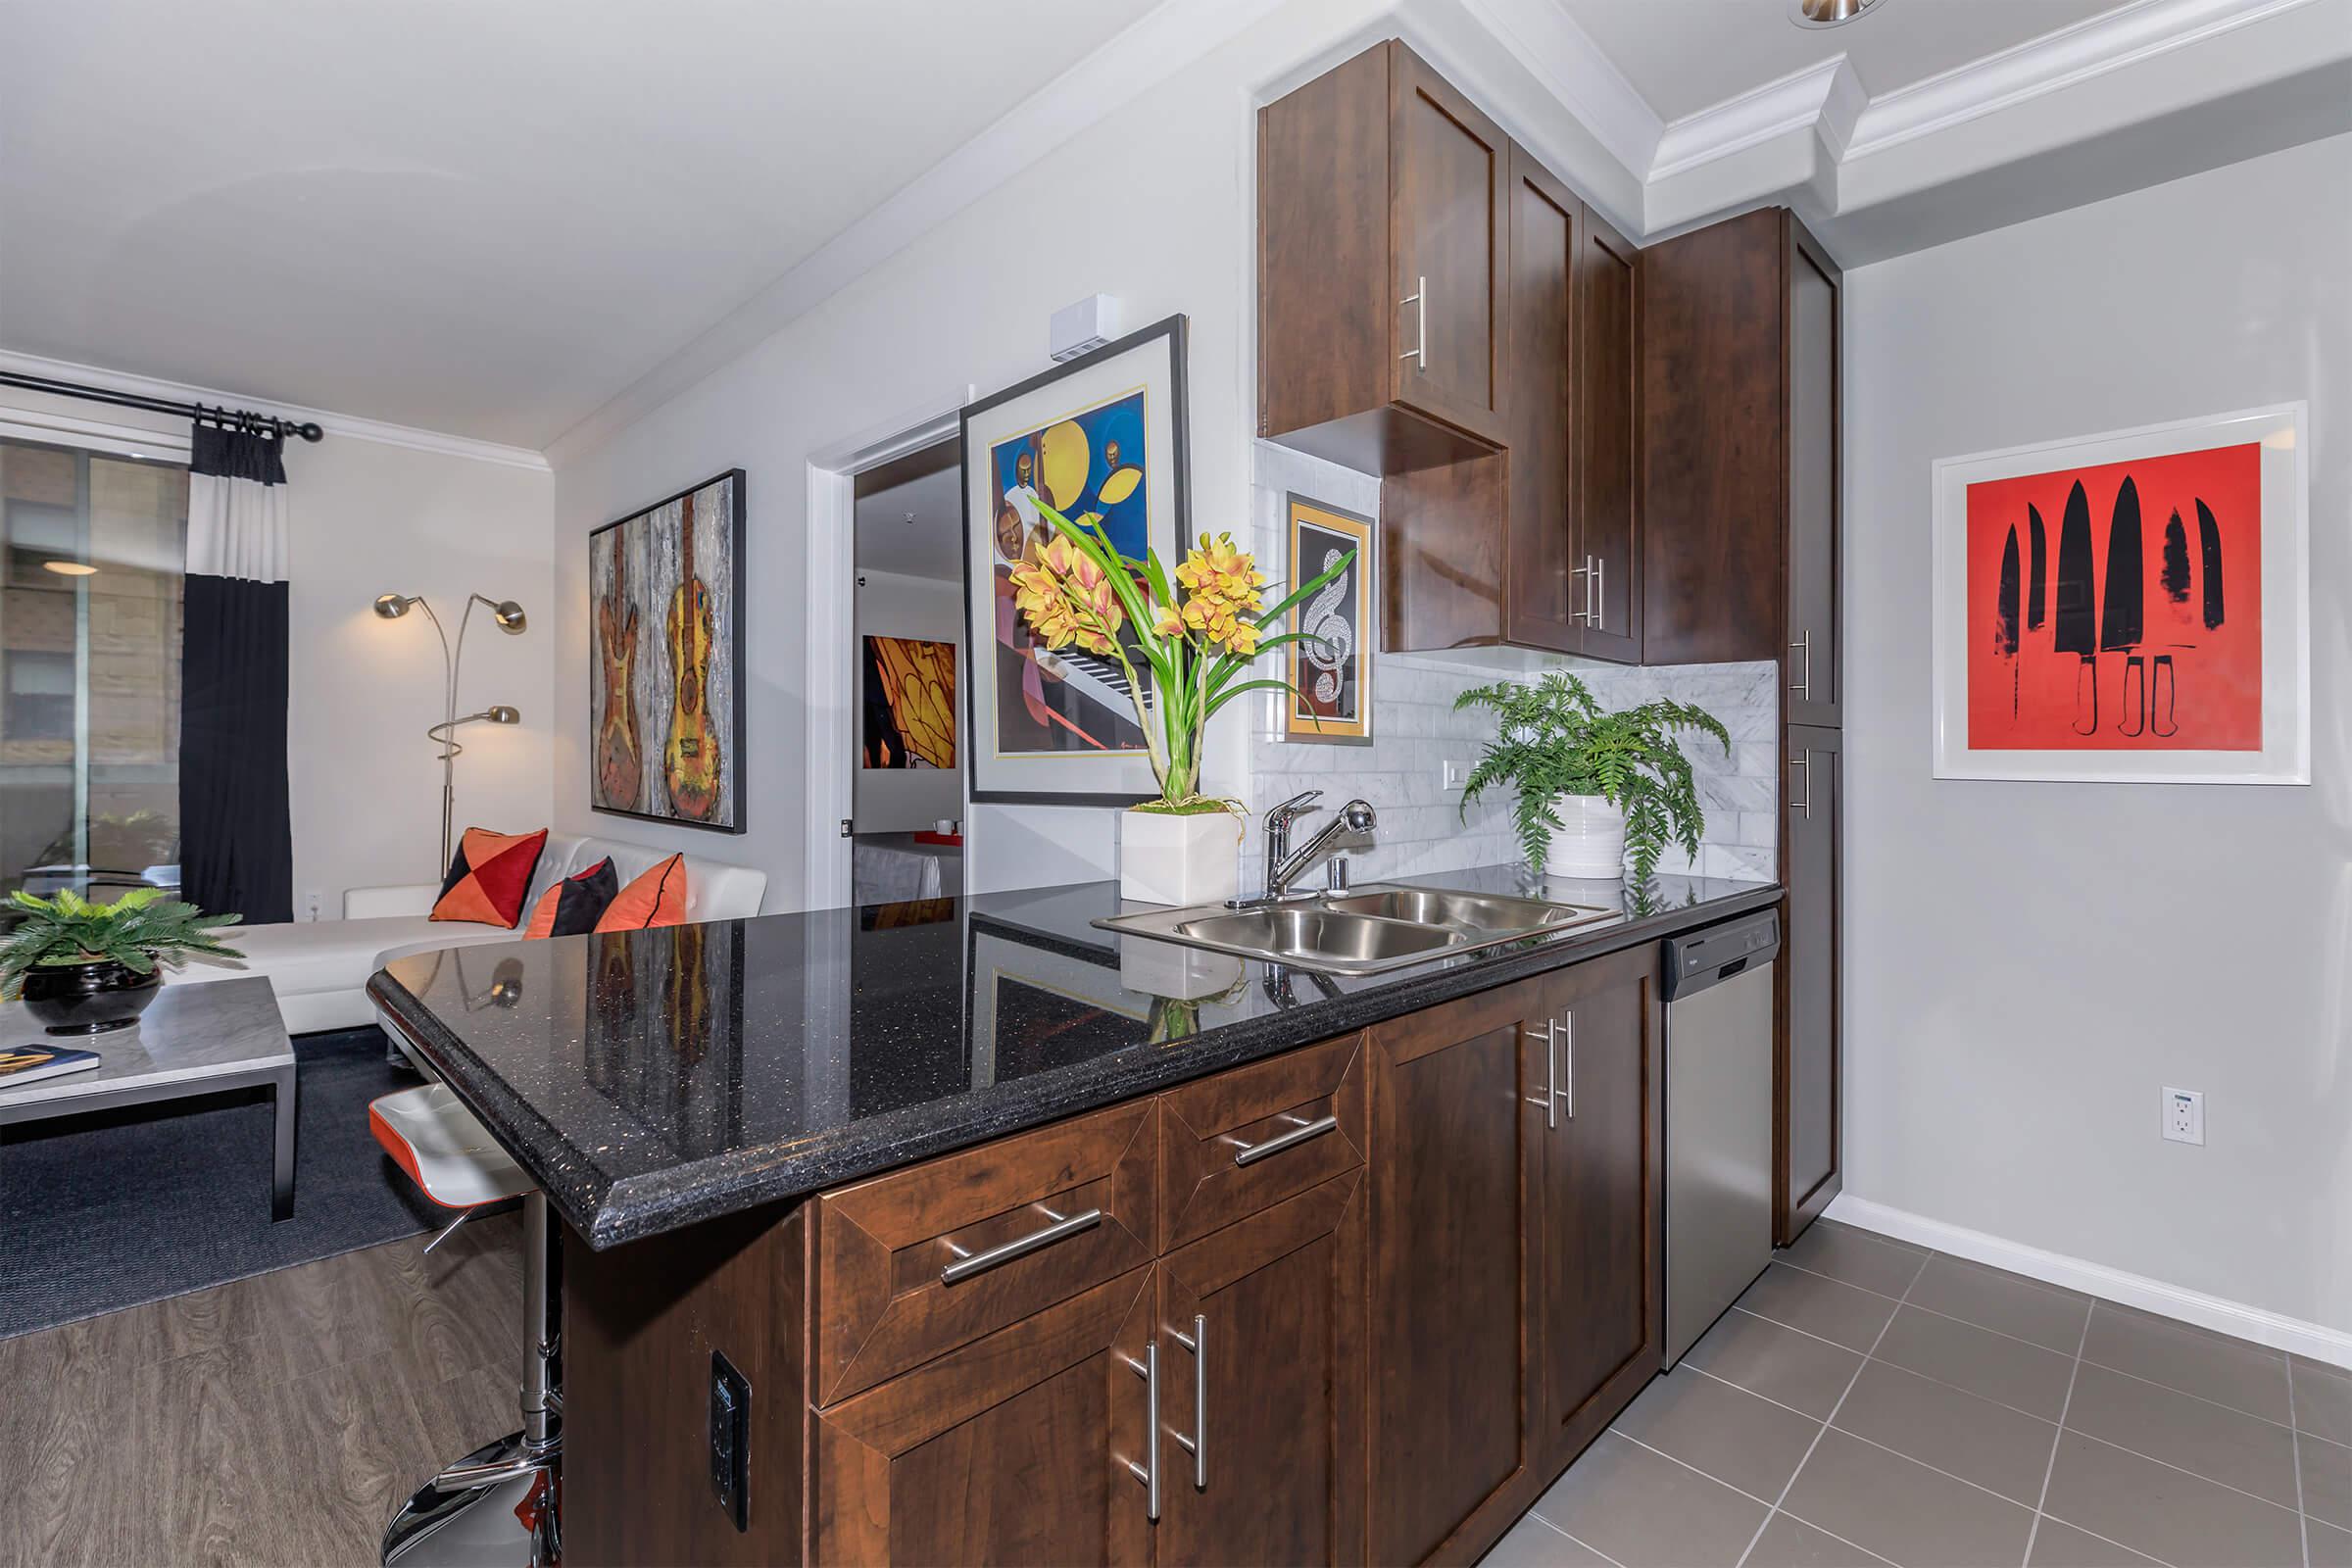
[1826,1194,2352,1370]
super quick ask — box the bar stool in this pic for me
[369,1083,563,1567]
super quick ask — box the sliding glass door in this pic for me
[0,429,188,906]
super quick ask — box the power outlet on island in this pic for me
[2163,1087,2205,1147]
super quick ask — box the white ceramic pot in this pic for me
[1544,793,1627,880]
[1118,807,1242,906]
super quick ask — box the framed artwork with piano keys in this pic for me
[589,468,747,831]
[960,315,1190,805]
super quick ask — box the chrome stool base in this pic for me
[381,1431,560,1567]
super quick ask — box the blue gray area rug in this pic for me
[0,1026,440,1340]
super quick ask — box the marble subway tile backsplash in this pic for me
[1238,441,1778,892]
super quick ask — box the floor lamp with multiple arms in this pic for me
[371,591,528,874]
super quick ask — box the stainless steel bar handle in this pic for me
[1231,1113,1338,1167]
[939,1205,1102,1285]
[1790,753,1812,820]
[1790,630,1812,698]
[1124,1342,1161,1520]
[1560,1012,1575,1121]
[1169,1314,1206,1489]
[1398,276,1427,370]
[1593,557,1605,632]
[1569,559,1591,625]
[1525,1018,1558,1129]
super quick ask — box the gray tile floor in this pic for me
[1484,1218,2351,1568]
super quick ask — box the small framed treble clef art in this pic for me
[1282,493,1373,746]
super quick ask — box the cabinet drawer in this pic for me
[1159,1033,1366,1251]
[815,1099,1157,1405]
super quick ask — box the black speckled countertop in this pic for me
[368,865,1779,1249]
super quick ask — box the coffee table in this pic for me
[0,974,297,1221]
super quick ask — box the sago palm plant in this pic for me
[1,888,243,1000]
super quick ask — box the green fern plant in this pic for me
[1,888,243,1000]
[1454,673,1731,883]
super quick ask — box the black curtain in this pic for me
[179,421,293,923]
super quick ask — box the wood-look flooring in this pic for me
[0,1212,522,1568]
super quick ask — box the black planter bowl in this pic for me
[20,959,162,1035]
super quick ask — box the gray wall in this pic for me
[1842,132,2351,1332]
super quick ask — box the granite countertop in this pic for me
[368,865,1780,1249]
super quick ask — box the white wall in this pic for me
[852,567,962,833]
[544,0,1646,906]
[0,386,554,912]
[1842,134,2351,1333]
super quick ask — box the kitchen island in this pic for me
[370,865,1779,1566]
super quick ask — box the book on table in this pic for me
[0,1045,103,1088]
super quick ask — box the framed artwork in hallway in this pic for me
[861,635,956,770]
[1931,404,2308,784]
[959,315,1190,806]
[589,468,748,831]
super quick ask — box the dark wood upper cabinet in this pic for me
[1779,725,1841,1245]
[1157,1171,1367,1568]
[1640,206,1840,697]
[1259,40,1508,474]
[1363,979,1543,1566]
[1383,147,1642,659]
[1531,943,1660,1469]
[1573,206,1642,663]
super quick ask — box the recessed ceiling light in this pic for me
[1792,0,1887,26]
[42,561,97,577]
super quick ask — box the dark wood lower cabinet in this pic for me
[1365,979,1543,1567]
[1533,943,1662,1469]
[811,1267,1157,1567]
[564,950,1687,1566]
[1158,1171,1367,1568]
[1779,724,1842,1244]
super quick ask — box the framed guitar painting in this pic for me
[589,468,747,832]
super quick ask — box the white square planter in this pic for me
[1117,808,1242,906]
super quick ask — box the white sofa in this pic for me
[164,832,769,1035]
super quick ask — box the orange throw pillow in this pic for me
[430,828,550,927]
[594,854,689,932]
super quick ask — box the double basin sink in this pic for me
[1096,884,1619,976]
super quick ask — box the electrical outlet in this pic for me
[303,890,322,923]
[2163,1087,2205,1146]
[1442,759,1471,792]
[710,1350,751,1532]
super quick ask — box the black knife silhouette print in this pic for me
[2027,504,2047,631]
[2052,479,2098,734]
[2197,499,2226,629]
[1997,524,2022,716]
[2103,476,2147,736]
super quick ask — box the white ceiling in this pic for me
[1557,0,2127,124]
[0,0,1160,450]
[856,465,964,584]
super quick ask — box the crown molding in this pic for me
[0,348,551,471]
[1843,0,2318,158]
[1649,54,1857,180]
[1452,0,1662,175]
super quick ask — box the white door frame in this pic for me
[803,387,973,912]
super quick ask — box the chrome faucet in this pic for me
[1244,791,1377,904]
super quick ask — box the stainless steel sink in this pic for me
[1173,907,1459,969]
[1098,883,1619,976]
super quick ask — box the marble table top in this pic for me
[0,974,292,1108]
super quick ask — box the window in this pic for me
[0,428,188,906]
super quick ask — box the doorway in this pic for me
[850,437,963,904]
[801,388,972,911]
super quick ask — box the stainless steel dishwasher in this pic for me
[1661,907,1782,1368]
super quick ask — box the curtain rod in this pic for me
[0,369,325,443]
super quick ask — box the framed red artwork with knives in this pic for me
[1933,404,2308,784]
